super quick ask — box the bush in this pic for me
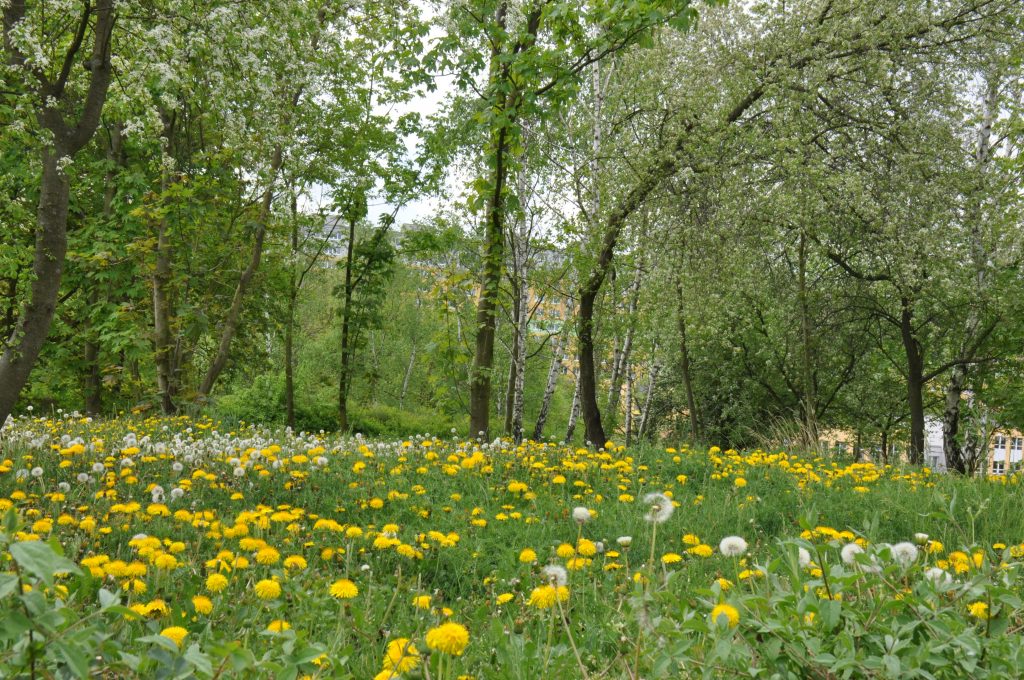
[211,376,463,436]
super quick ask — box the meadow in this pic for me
[2,415,1024,679]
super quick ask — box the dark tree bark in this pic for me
[469,121,509,438]
[198,145,283,397]
[674,277,700,440]
[468,1,545,439]
[0,0,116,424]
[83,285,104,415]
[152,117,178,415]
[337,214,357,431]
[797,230,819,449]
[83,122,124,415]
[606,266,643,427]
[899,298,926,465]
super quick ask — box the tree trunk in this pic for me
[899,298,926,464]
[510,272,528,443]
[0,2,115,424]
[797,230,818,449]
[942,364,968,472]
[152,139,177,415]
[623,363,634,447]
[469,123,509,438]
[533,329,565,441]
[637,358,659,441]
[0,151,72,421]
[198,146,283,397]
[675,278,699,440]
[83,286,104,415]
[941,74,997,475]
[284,192,300,429]
[400,345,416,409]
[502,283,522,435]
[606,266,643,425]
[83,123,124,415]
[338,215,357,432]
[565,377,580,443]
[285,287,297,428]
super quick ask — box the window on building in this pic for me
[993,460,1006,475]
[995,435,1006,451]
[1011,437,1023,463]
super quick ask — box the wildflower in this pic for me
[687,544,713,558]
[733,477,747,488]
[256,547,281,565]
[576,539,597,557]
[572,507,591,524]
[661,552,683,565]
[890,542,918,567]
[542,565,568,587]
[206,573,229,592]
[425,622,470,656]
[254,579,281,600]
[719,536,747,557]
[413,594,431,610]
[643,493,674,524]
[329,578,359,600]
[840,543,863,564]
[519,548,537,563]
[192,595,213,615]
[913,532,929,545]
[528,585,570,609]
[267,619,291,632]
[924,567,952,586]
[160,626,188,647]
[682,534,700,546]
[616,536,632,548]
[496,593,514,605]
[709,603,740,628]
[556,543,576,559]
[968,602,989,620]
[798,547,811,568]
[384,638,420,673]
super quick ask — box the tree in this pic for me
[0,0,116,424]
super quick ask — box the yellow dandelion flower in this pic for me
[254,579,281,600]
[710,603,740,628]
[329,578,358,600]
[160,626,188,647]
[425,622,470,656]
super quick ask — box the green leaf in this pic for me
[9,539,81,587]
[0,573,20,598]
[53,639,91,679]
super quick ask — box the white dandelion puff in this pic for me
[643,493,674,524]
[890,542,919,567]
[798,547,811,568]
[572,506,592,524]
[719,536,748,557]
[924,567,952,586]
[542,565,568,587]
[840,543,864,564]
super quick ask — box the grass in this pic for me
[1,414,1023,678]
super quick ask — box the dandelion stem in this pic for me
[555,592,590,680]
